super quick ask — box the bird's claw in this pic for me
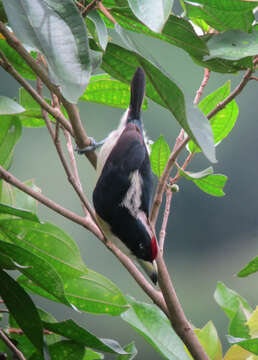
[75,137,98,154]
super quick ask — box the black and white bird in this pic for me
[79,68,158,284]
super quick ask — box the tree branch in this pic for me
[0,21,97,168]
[0,329,26,360]
[0,165,103,240]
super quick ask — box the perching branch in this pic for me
[0,329,26,360]
[0,21,97,168]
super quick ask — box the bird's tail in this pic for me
[129,67,146,120]
[137,258,158,285]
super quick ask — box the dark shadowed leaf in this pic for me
[3,0,92,103]
[43,319,128,354]
[0,219,88,278]
[0,269,43,352]
[128,0,173,33]
[0,96,25,115]
[121,297,190,360]
[30,340,85,360]
[238,256,258,278]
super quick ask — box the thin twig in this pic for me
[98,2,117,24]
[0,21,97,168]
[0,165,103,240]
[250,76,258,81]
[0,329,26,360]
[159,186,173,255]
[81,0,100,17]
[0,50,73,134]
[194,68,210,105]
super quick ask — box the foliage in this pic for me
[0,0,257,359]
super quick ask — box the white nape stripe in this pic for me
[121,170,143,218]
[96,109,129,177]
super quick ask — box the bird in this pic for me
[78,68,158,284]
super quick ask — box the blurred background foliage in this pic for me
[0,1,258,359]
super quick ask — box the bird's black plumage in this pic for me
[93,123,154,261]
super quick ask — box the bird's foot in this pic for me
[75,137,105,154]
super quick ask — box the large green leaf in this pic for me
[0,240,71,306]
[0,269,43,352]
[80,74,148,109]
[206,29,258,60]
[150,135,170,178]
[128,0,173,33]
[0,219,88,278]
[2,0,92,103]
[43,319,128,354]
[121,297,190,360]
[30,340,85,360]
[184,0,256,32]
[195,321,223,360]
[0,39,36,79]
[0,115,22,169]
[188,81,238,153]
[238,256,258,278]
[101,42,215,162]
[18,88,46,127]
[0,96,25,115]
[19,268,129,316]
[112,10,208,58]
[214,282,252,320]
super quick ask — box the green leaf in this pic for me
[238,256,258,278]
[195,321,223,360]
[229,306,250,338]
[121,297,190,360]
[214,282,252,320]
[0,96,25,115]
[80,74,148,109]
[179,168,227,197]
[101,42,216,163]
[0,269,43,352]
[0,219,88,278]
[112,10,208,58]
[206,29,258,61]
[246,306,258,338]
[43,319,128,354]
[188,81,238,153]
[116,342,137,360]
[0,39,36,79]
[0,240,71,306]
[84,348,104,360]
[184,1,255,32]
[18,88,46,127]
[0,203,39,221]
[3,0,92,103]
[227,336,258,356]
[128,0,173,33]
[150,135,170,178]
[87,10,108,51]
[0,115,22,169]
[30,340,85,360]
[19,268,129,316]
